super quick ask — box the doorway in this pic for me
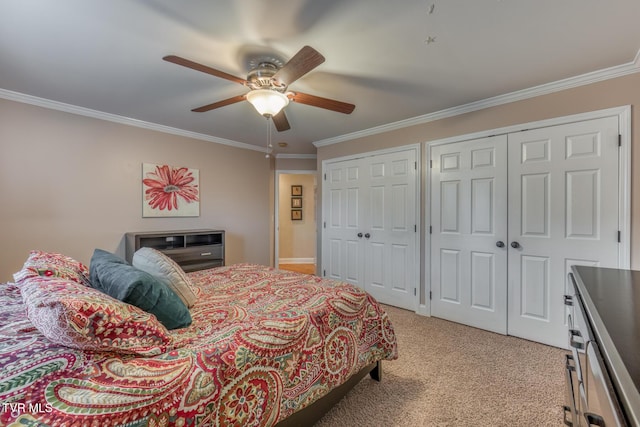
[275,171,317,274]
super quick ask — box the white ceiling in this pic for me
[1,1,639,155]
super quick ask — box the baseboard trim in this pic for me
[278,258,316,264]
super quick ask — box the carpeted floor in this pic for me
[316,305,568,426]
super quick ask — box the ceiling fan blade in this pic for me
[289,92,355,114]
[272,46,325,87]
[191,95,246,112]
[272,110,291,132]
[163,55,248,86]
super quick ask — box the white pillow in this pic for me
[132,247,197,308]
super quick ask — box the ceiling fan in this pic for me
[163,46,355,132]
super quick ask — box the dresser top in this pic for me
[572,265,640,426]
[126,229,224,236]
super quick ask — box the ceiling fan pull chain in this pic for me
[265,116,273,158]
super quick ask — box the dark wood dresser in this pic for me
[125,229,225,272]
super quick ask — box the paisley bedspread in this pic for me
[0,264,397,426]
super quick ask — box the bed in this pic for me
[0,251,398,427]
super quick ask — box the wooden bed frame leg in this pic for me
[369,360,382,382]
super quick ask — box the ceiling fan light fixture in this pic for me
[246,89,289,117]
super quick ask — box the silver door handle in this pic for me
[569,329,584,350]
[510,241,520,249]
[357,232,363,238]
[584,413,605,426]
[364,233,371,239]
[563,355,577,427]
[563,405,574,427]
[496,241,505,248]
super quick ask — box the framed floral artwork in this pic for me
[291,197,302,208]
[291,209,302,220]
[291,185,302,196]
[142,163,200,217]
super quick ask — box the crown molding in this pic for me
[313,49,640,148]
[0,88,267,153]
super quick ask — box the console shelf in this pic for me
[125,229,225,272]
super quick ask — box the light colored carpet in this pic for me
[316,305,567,426]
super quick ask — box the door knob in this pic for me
[357,232,363,238]
[496,241,505,248]
[364,233,371,239]
[511,241,520,249]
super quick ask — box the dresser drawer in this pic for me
[582,342,626,426]
[180,259,224,273]
[166,245,223,263]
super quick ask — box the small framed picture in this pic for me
[291,197,302,208]
[291,185,303,196]
[291,209,302,220]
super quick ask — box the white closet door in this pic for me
[322,158,367,288]
[430,135,508,334]
[322,148,419,311]
[429,116,621,347]
[507,116,620,348]
[363,149,417,310]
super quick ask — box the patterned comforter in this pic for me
[0,264,398,426]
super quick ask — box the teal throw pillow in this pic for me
[89,249,191,329]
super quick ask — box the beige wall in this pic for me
[317,72,640,269]
[0,98,273,281]
[275,157,317,171]
[277,173,316,261]
[3,71,638,282]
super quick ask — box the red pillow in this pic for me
[13,250,91,286]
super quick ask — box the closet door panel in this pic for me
[430,135,508,334]
[520,173,550,236]
[470,251,495,310]
[322,159,366,288]
[507,116,620,348]
[363,149,417,310]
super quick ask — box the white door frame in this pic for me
[424,105,631,316]
[320,143,422,311]
[274,170,317,268]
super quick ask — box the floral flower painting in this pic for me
[142,163,199,217]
